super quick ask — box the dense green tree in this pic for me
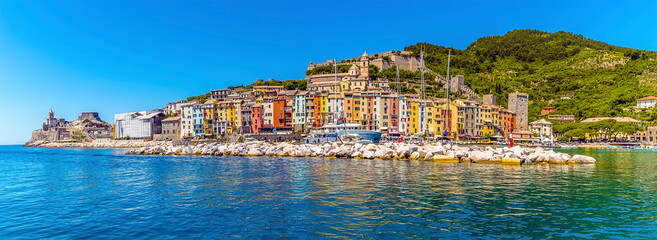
[404,29,657,122]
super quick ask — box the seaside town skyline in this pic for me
[2,0,657,144]
[5,2,657,239]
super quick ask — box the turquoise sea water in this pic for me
[1,145,656,239]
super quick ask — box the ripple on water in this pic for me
[1,146,657,238]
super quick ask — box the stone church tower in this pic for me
[360,51,370,77]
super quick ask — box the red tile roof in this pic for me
[638,96,657,101]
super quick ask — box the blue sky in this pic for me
[0,0,655,144]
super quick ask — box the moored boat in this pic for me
[304,122,382,144]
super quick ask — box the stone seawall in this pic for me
[125,141,596,165]
[23,140,167,148]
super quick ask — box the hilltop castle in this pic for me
[31,110,113,142]
[306,51,423,92]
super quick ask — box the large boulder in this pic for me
[378,147,394,160]
[409,151,420,160]
[424,151,434,161]
[418,150,428,160]
[433,154,458,162]
[327,148,341,157]
[362,150,375,159]
[182,146,194,155]
[264,147,278,156]
[395,146,412,159]
[502,158,522,165]
[280,145,297,156]
[547,152,570,164]
[374,149,385,159]
[354,143,363,150]
[365,144,379,152]
[569,155,596,164]
[430,146,446,156]
[247,148,263,156]
[469,151,494,162]
[454,150,468,159]
[336,149,352,158]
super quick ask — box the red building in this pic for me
[259,96,293,133]
[251,104,262,133]
[388,95,399,133]
[273,97,292,130]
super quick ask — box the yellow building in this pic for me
[409,101,419,134]
[202,99,217,137]
[217,101,236,135]
[480,104,499,136]
[319,93,328,123]
[426,101,444,136]
[234,101,243,134]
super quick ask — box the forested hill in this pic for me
[405,29,657,122]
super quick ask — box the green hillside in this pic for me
[404,29,657,123]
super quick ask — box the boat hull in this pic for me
[338,130,382,144]
[303,130,382,144]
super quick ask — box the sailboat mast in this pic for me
[396,62,400,134]
[333,58,338,123]
[420,46,426,136]
[446,50,451,134]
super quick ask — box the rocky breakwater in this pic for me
[125,142,596,165]
[23,139,166,148]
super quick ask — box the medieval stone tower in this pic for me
[508,92,529,131]
[483,94,497,106]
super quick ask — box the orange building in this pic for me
[343,92,355,123]
[499,108,516,137]
[363,93,377,130]
[313,94,323,127]
[259,96,293,133]
[541,106,556,115]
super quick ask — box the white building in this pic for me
[163,100,188,115]
[399,96,409,135]
[327,92,343,123]
[114,110,166,139]
[293,91,307,126]
[637,96,657,109]
[180,102,201,138]
[262,101,274,126]
[529,119,553,137]
[192,104,204,136]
